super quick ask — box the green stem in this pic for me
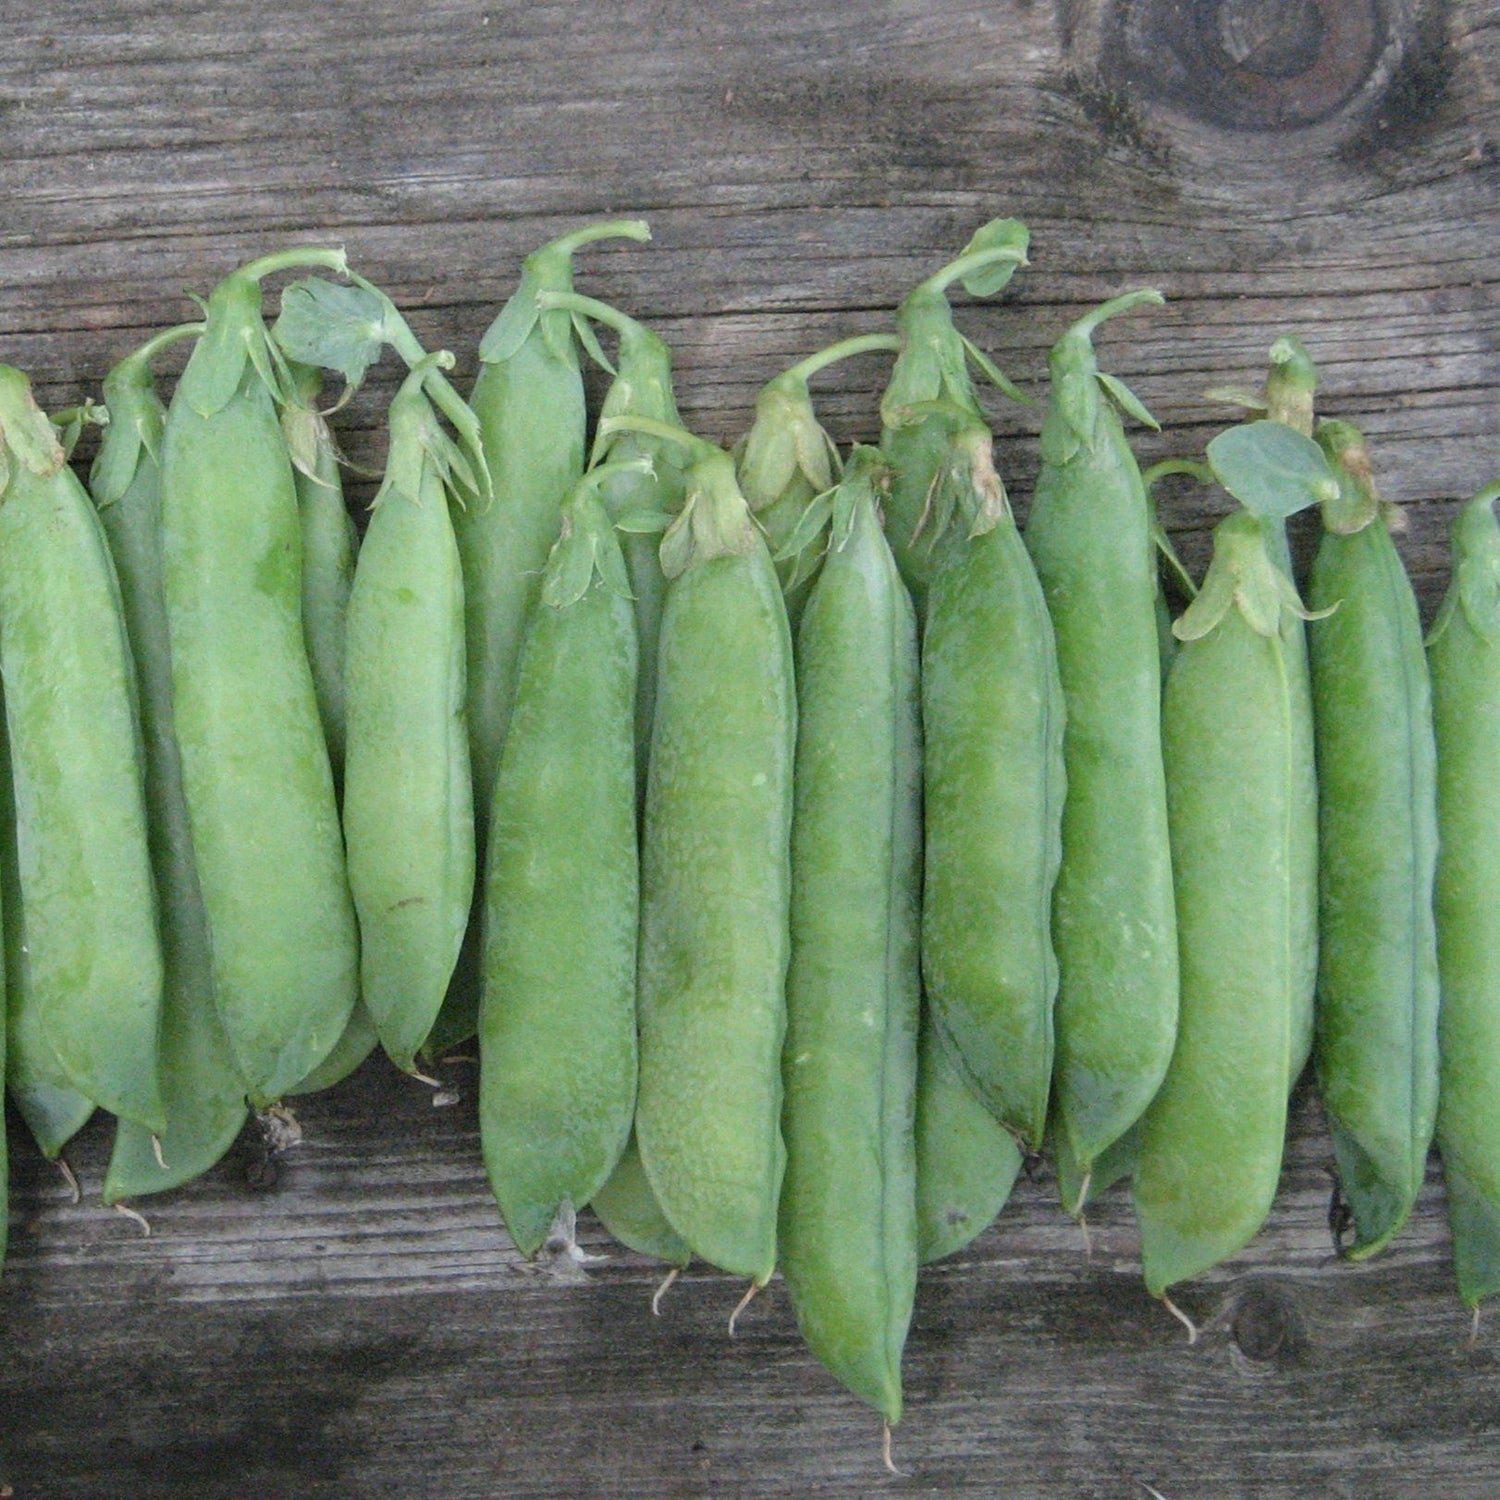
[920,243,1028,300]
[1142,458,1214,491]
[240,246,349,283]
[547,219,652,257]
[782,332,902,386]
[1071,288,1165,342]
[124,321,205,370]
[599,414,714,465]
[536,289,644,342]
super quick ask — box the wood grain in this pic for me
[2,0,1500,1493]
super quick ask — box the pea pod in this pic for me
[590,1132,691,1269]
[536,289,688,805]
[342,356,477,1076]
[1307,420,1439,1260]
[282,362,357,791]
[737,333,900,627]
[1429,482,1500,1307]
[915,1004,1022,1265]
[425,220,649,1058]
[0,366,165,1134]
[1134,510,1310,1295]
[1022,291,1176,1208]
[879,219,1030,614]
[480,464,642,1257]
[620,420,795,1285]
[0,681,93,1162]
[778,448,920,1425]
[921,421,1064,1150]
[89,325,255,1200]
[161,248,359,1107]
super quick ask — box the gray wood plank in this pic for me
[2,0,1499,1493]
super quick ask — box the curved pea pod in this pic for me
[88,327,253,1200]
[343,357,476,1076]
[1306,420,1439,1260]
[1429,482,1500,1307]
[0,367,165,1134]
[921,423,1064,1150]
[479,469,641,1258]
[1023,292,1177,1205]
[878,219,1030,613]
[161,249,359,1108]
[283,362,357,791]
[737,333,901,628]
[916,1004,1022,1265]
[626,425,795,1285]
[590,1132,691,1269]
[432,220,650,1059]
[283,999,379,1096]
[778,450,920,1425]
[0,687,93,1161]
[1133,510,1308,1296]
[539,290,689,804]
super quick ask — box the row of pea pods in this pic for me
[0,217,1494,1455]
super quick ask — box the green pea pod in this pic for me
[1307,420,1439,1260]
[343,357,477,1076]
[1023,291,1177,1205]
[590,1132,691,1268]
[916,1004,1022,1265]
[283,362,357,791]
[161,249,359,1107]
[537,290,689,806]
[89,326,255,1200]
[0,367,165,1134]
[737,333,901,627]
[879,219,1030,613]
[778,449,920,1425]
[480,468,641,1257]
[1134,510,1307,1295]
[429,220,650,1058]
[623,423,795,1285]
[921,422,1064,1150]
[1251,339,1320,1087]
[1429,481,1500,1307]
[0,676,93,1162]
[282,999,379,1096]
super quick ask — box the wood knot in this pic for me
[1100,0,1386,131]
[1228,1281,1301,1362]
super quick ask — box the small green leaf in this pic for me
[961,335,1030,405]
[774,488,835,563]
[956,219,1030,297]
[1172,563,1233,641]
[1097,370,1159,430]
[573,312,615,377]
[479,267,544,364]
[273,278,387,392]
[658,498,697,580]
[1206,420,1338,524]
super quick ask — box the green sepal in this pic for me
[368,351,483,518]
[478,218,652,366]
[0,365,66,501]
[960,334,1030,405]
[1204,386,1269,412]
[1314,418,1383,535]
[572,311,614,377]
[739,376,839,512]
[278,363,344,488]
[1173,509,1322,642]
[1206,419,1339,524]
[541,471,645,609]
[613,506,675,534]
[655,442,760,580]
[1097,370,1159,430]
[827,445,892,552]
[772,485,837,563]
[51,399,108,461]
[1265,335,1318,437]
[917,415,1011,547]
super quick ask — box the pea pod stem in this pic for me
[913,240,1028,301]
[779,332,903,385]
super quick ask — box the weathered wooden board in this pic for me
[2,0,1500,1494]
